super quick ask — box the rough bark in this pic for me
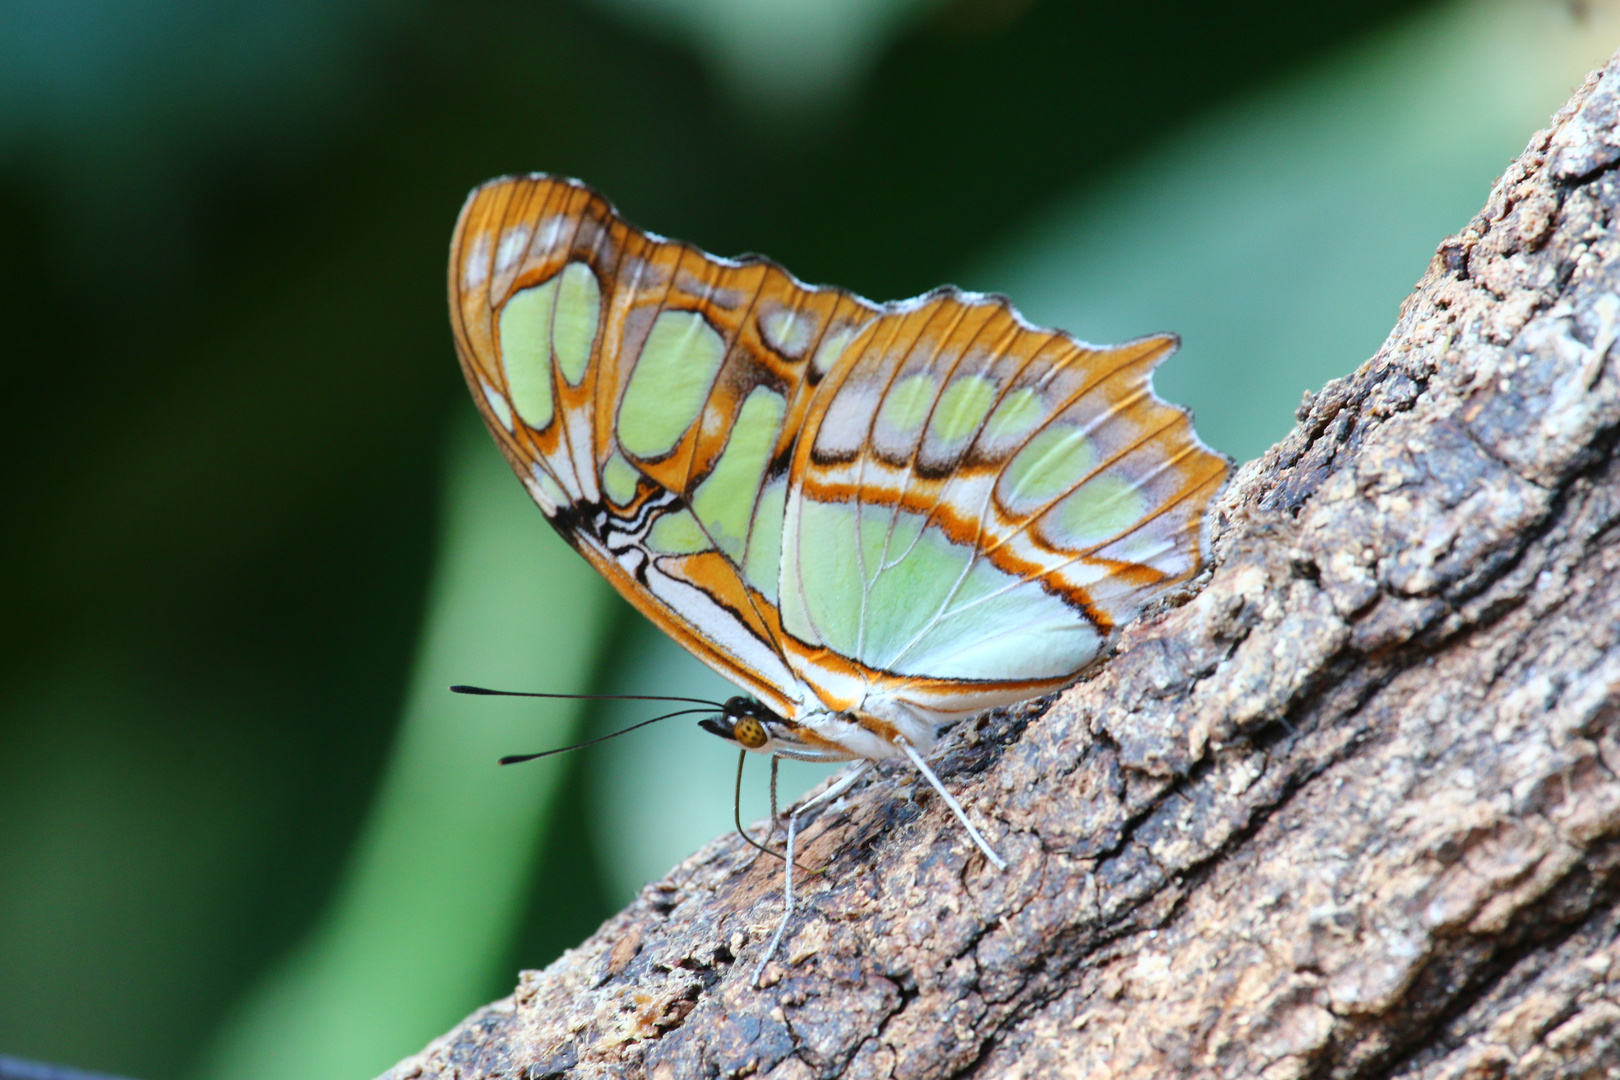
[385,54,1620,1080]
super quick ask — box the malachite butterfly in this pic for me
[449,173,1228,970]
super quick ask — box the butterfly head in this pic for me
[699,696,852,762]
[700,696,780,751]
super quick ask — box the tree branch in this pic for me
[386,51,1620,1080]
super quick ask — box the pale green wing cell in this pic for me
[494,260,604,428]
[888,567,1102,680]
[872,372,938,460]
[479,381,515,433]
[780,497,1102,681]
[618,310,728,460]
[810,321,866,378]
[998,425,1098,517]
[977,385,1047,458]
[498,277,560,430]
[647,509,712,555]
[1042,474,1148,549]
[919,374,999,464]
[742,477,787,603]
[780,496,864,655]
[552,262,602,384]
[601,451,642,506]
[1038,442,1207,579]
[689,387,787,561]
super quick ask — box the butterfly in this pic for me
[448,173,1229,978]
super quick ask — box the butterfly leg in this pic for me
[752,762,870,987]
[767,755,781,841]
[897,739,1007,871]
[735,750,819,872]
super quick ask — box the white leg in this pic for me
[898,739,1006,871]
[752,801,801,988]
[753,762,869,986]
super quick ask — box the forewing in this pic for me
[449,174,878,715]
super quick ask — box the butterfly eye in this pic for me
[733,716,768,749]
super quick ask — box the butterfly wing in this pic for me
[777,290,1230,723]
[450,174,859,717]
[449,173,1229,735]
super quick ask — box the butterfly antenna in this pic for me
[497,707,717,764]
[452,685,725,709]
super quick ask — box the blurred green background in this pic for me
[0,0,1614,1077]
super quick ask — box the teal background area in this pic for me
[0,1,1614,1078]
